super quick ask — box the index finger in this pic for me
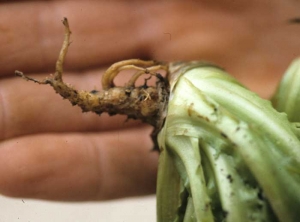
[0,1,149,75]
[1,1,300,97]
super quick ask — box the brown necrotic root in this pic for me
[15,18,169,129]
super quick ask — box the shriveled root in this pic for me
[15,18,169,131]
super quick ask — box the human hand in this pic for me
[0,1,299,201]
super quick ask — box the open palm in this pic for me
[0,0,299,201]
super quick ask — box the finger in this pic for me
[2,1,300,79]
[0,69,148,140]
[0,126,158,201]
[0,1,150,75]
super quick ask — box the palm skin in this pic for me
[0,0,299,201]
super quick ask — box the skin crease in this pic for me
[0,0,299,201]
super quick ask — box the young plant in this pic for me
[16,18,300,222]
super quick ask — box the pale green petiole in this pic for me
[157,63,300,222]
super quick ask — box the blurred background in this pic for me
[1,2,299,222]
[0,195,155,222]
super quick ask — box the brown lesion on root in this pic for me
[15,18,170,133]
